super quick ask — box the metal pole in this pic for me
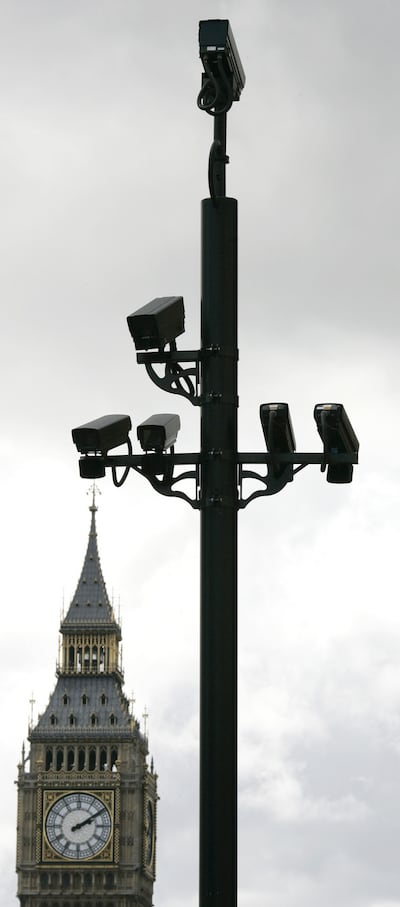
[72,23,360,907]
[200,109,238,903]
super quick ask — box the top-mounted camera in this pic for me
[198,19,245,111]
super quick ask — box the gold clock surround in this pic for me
[42,789,115,863]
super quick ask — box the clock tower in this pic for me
[16,496,157,905]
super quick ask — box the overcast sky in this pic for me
[1,1,400,905]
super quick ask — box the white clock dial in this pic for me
[45,792,111,860]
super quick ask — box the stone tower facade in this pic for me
[16,498,157,906]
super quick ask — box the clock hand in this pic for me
[71,806,107,832]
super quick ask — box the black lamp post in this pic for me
[72,20,359,907]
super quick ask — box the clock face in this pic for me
[45,792,112,860]
[145,799,154,866]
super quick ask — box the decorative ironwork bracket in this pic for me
[134,463,201,510]
[238,464,294,508]
[79,451,357,511]
[136,346,232,406]
[237,451,358,509]
[80,453,202,509]
[136,350,201,405]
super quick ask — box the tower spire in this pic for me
[88,481,101,513]
[17,495,157,907]
[61,491,117,631]
[58,496,122,678]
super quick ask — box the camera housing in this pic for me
[199,19,245,104]
[72,414,132,455]
[260,403,295,481]
[127,297,185,351]
[314,403,359,483]
[260,403,296,454]
[137,413,181,452]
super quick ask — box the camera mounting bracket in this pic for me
[137,350,201,404]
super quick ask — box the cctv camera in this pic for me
[72,414,132,455]
[137,414,181,452]
[198,20,245,108]
[127,297,185,351]
[260,403,296,454]
[314,403,359,483]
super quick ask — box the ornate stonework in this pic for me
[16,500,157,906]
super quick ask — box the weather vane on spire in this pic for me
[87,483,101,512]
[142,706,149,739]
[28,692,35,732]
